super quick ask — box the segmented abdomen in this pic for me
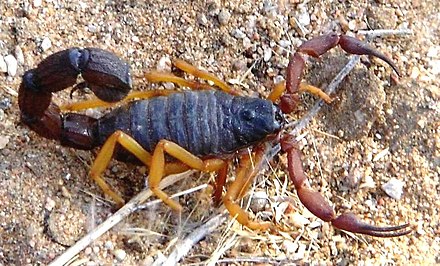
[97,90,242,157]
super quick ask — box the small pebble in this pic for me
[231,59,246,71]
[0,56,7,73]
[308,220,322,229]
[45,197,56,211]
[197,13,208,26]
[0,136,9,149]
[248,190,269,213]
[231,28,246,39]
[297,5,310,26]
[382,178,405,200]
[85,247,92,255]
[33,0,42,7]
[104,240,114,250]
[156,56,171,72]
[429,59,440,75]
[4,55,18,76]
[113,249,127,262]
[263,47,272,62]
[40,37,52,51]
[279,39,291,48]
[360,175,376,189]
[87,24,98,33]
[15,46,25,65]
[93,246,100,254]
[282,239,298,254]
[218,9,231,25]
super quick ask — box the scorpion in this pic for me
[19,33,411,237]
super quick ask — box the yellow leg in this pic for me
[90,130,153,206]
[145,71,213,91]
[60,89,178,112]
[172,59,239,95]
[149,139,226,211]
[299,82,333,103]
[267,80,333,104]
[223,149,272,231]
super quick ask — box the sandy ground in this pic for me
[0,0,439,265]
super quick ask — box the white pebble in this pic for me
[426,46,439,58]
[40,37,52,51]
[231,28,246,39]
[104,240,114,250]
[87,24,98,33]
[45,197,56,211]
[218,9,231,25]
[308,220,322,229]
[4,55,18,77]
[197,14,208,26]
[15,46,25,64]
[290,212,310,228]
[156,56,171,72]
[0,136,9,149]
[429,59,440,75]
[360,175,376,189]
[282,239,298,254]
[382,178,405,200]
[263,47,272,62]
[297,5,310,26]
[0,56,7,73]
[113,249,126,262]
[279,39,291,48]
[33,0,42,7]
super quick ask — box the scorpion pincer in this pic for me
[19,33,411,237]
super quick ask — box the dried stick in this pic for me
[160,213,228,266]
[49,171,195,266]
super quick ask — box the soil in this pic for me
[0,0,438,265]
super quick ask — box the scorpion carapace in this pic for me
[19,34,411,237]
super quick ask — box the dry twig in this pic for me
[49,170,195,266]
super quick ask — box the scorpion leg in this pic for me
[61,89,177,111]
[281,135,411,237]
[212,162,229,206]
[268,80,332,104]
[145,71,213,90]
[223,149,274,231]
[172,59,239,95]
[149,139,227,211]
[90,130,153,206]
[90,131,191,206]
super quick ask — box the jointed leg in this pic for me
[223,149,273,231]
[268,80,333,104]
[90,130,153,206]
[172,59,239,95]
[61,89,177,111]
[145,59,239,95]
[145,71,213,91]
[212,162,229,206]
[149,139,226,211]
[90,131,212,207]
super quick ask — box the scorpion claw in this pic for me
[332,213,411,237]
[338,35,401,76]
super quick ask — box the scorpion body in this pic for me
[97,90,283,157]
[19,34,411,237]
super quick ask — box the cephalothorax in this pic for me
[19,33,410,237]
